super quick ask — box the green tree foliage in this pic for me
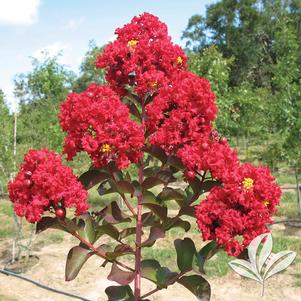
[188,46,236,136]
[72,41,106,92]
[0,90,13,188]
[184,0,301,159]
[183,0,301,88]
[14,55,75,152]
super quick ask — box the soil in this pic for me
[0,232,300,301]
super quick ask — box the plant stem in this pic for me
[61,220,134,272]
[134,160,144,301]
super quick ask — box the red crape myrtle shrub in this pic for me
[8,12,281,301]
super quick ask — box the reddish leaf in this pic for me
[79,169,109,189]
[141,227,165,247]
[108,263,135,285]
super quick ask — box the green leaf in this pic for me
[142,190,159,204]
[143,203,167,222]
[141,227,165,247]
[141,259,161,283]
[167,156,185,170]
[142,177,165,189]
[106,244,134,261]
[156,170,176,183]
[76,213,96,243]
[115,180,135,195]
[79,169,109,189]
[119,227,137,240]
[95,224,120,241]
[105,285,134,301]
[98,201,131,224]
[141,259,177,288]
[201,180,219,194]
[179,206,195,217]
[107,263,135,285]
[192,241,219,274]
[65,245,93,281]
[177,275,211,301]
[144,166,160,177]
[141,212,158,227]
[174,238,196,272]
[97,180,116,195]
[157,187,185,202]
[165,218,191,232]
[156,267,178,288]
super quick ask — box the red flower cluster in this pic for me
[59,84,145,169]
[95,12,187,97]
[195,163,281,256]
[177,136,239,183]
[146,71,217,154]
[8,149,89,223]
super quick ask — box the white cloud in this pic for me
[32,42,68,62]
[64,17,85,30]
[0,0,41,25]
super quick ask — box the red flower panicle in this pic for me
[146,71,217,154]
[8,149,89,223]
[177,135,240,183]
[195,163,281,256]
[59,84,144,169]
[95,12,187,97]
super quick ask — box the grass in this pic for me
[293,272,301,286]
[276,192,299,218]
[46,232,65,244]
[0,200,13,217]
[275,173,296,185]
[0,295,18,301]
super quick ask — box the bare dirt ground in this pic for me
[0,231,300,301]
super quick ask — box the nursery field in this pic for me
[0,181,300,301]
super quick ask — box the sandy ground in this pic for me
[0,231,300,301]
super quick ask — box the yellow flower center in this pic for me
[100,144,112,153]
[242,178,254,190]
[262,200,269,207]
[176,56,183,65]
[127,39,138,48]
[148,80,158,89]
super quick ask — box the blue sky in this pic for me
[0,0,215,110]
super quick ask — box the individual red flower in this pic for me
[224,163,282,212]
[59,84,145,169]
[195,164,281,256]
[146,71,217,154]
[8,149,89,223]
[95,12,187,97]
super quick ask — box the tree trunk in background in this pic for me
[295,169,301,218]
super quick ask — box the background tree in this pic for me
[72,41,106,93]
[0,90,13,190]
[14,55,75,153]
